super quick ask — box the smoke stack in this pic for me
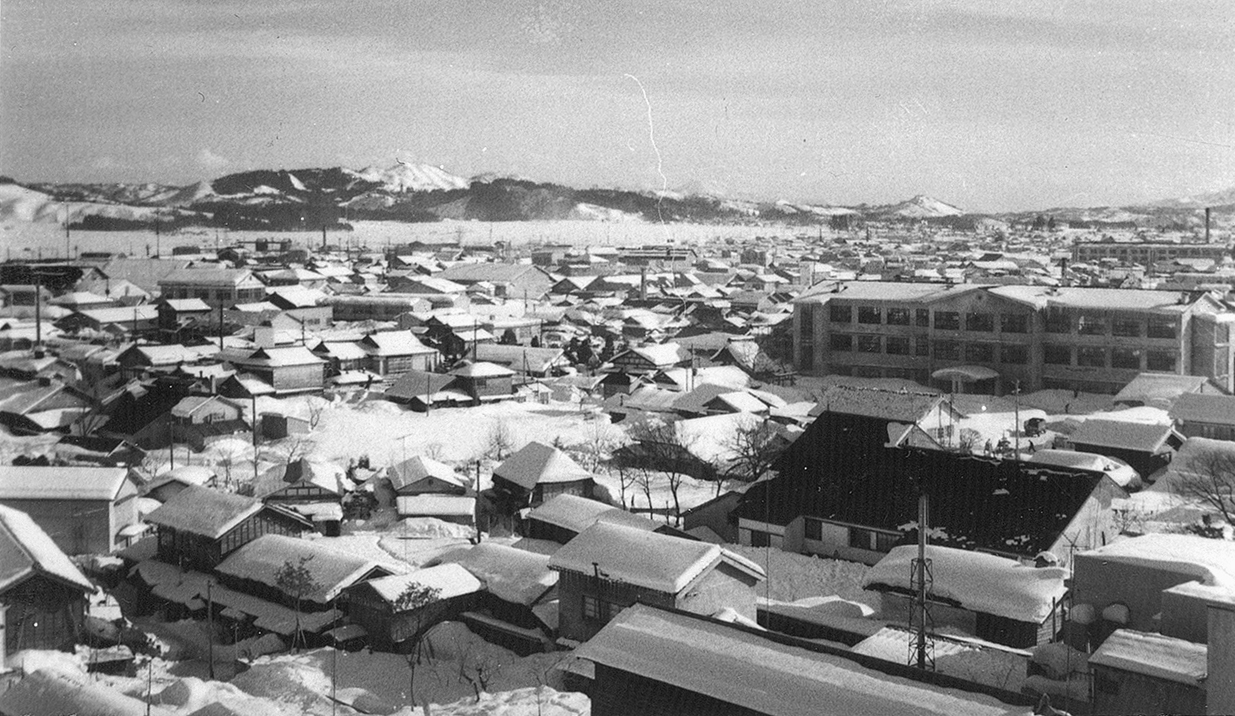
[1205,207,1212,243]
[639,267,647,302]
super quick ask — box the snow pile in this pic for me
[401,686,588,715]
[852,627,1027,693]
[446,542,557,605]
[863,546,1067,623]
[1079,533,1235,588]
[725,544,875,608]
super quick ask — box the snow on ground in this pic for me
[726,544,875,609]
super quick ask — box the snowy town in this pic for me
[0,210,1231,715]
[4,2,1235,715]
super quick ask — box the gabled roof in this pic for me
[388,455,466,492]
[1090,629,1207,686]
[526,494,657,535]
[158,267,260,288]
[1077,533,1235,588]
[1070,418,1179,453]
[311,340,368,361]
[807,385,951,423]
[493,441,593,491]
[360,563,483,606]
[548,522,757,594]
[215,533,389,604]
[384,370,458,401]
[158,298,213,313]
[450,361,516,378]
[446,542,557,606]
[359,331,435,356]
[0,466,131,501]
[233,346,325,367]
[1113,373,1214,409]
[1169,392,1235,426]
[0,504,93,593]
[145,485,265,539]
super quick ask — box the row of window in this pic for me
[582,594,624,624]
[827,334,1030,364]
[1042,345,1178,371]
[823,304,1179,339]
[802,518,900,552]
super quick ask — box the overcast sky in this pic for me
[2,0,1233,211]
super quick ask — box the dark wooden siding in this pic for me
[3,576,87,654]
[590,664,766,716]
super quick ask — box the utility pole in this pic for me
[33,272,42,348]
[252,393,259,482]
[207,581,215,679]
[909,491,935,671]
[1013,380,1021,460]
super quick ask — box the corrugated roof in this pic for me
[574,605,1017,716]
[1090,629,1207,685]
[0,465,130,501]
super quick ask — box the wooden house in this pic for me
[862,545,1068,648]
[606,343,689,376]
[449,361,516,403]
[344,564,483,652]
[55,305,159,338]
[0,466,140,555]
[548,522,764,643]
[254,458,348,534]
[145,485,311,571]
[358,331,438,377]
[1067,418,1183,480]
[525,494,685,544]
[0,505,95,659]
[1169,392,1235,441]
[395,495,476,526]
[386,456,468,496]
[1089,629,1207,716]
[0,378,94,435]
[737,408,1127,566]
[155,298,214,338]
[157,268,265,308]
[492,441,595,509]
[222,346,326,395]
[445,542,559,654]
[310,340,368,375]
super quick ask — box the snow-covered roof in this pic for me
[447,543,557,605]
[548,522,728,594]
[361,563,483,606]
[395,495,475,518]
[1027,449,1139,487]
[1169,392,1235,425]
[0,465,131,501]
[215,534,387,604]
[0,668,176,716]
[360,331,434,356]
[0,504,93,593]
[313,340,368,361]
[450,361,516,378]
[493,441,593,491]
[862,545,1067,623]
[574,605,1021,716]
[387,455,466,492]
[144,485,265,539]
[1069,418,1178,452]
[1089,629,1207,686]
[1077,534,1235,588]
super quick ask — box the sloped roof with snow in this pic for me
[526,494,621,533]
[1070,418,1177,452]
[448,542,557,605]
[360,331,435,356]
[0,465,131,501]
[361,563,483,606]
[388,455,465,492]
[1169,392,1235,425]
[1090,629,1207,685]
[450,361,516,378]
[493,441,593,491]
[574,605,1018,716]
[548,522,725,594]
[312,340,368,361]
[808,385,948,422]
[863,545,1067,623]
[215,534,387,604]
[144,485,264,539]
[0,504,93,593]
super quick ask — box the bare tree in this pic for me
[722,418,786,491]
[394,582,442,708]
[574,419,621,472]
[624,416,697,525]
[306,398,328,430]
[274,556,319,653]
[1172,447,1235,527]
[483,420,515,462]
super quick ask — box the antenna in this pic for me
[909,491,935,670]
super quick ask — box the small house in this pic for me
[862,545,1068,648]
[492,441,596,509]
[548,521,765,643]
[449,361,516,403]
[358,332,438,377]
[0,465,141,555]
[395,494,476,527]
[1068,418,1184,479]
[1089,629,1207,716]
[344,564,483,652]
[0,505,95,658]
[445,542,559,653]
[525,494,676,544]
[386,456,468,496]
[1169,392,1235,442]
[222,346,326,395]
[145,485,312,571]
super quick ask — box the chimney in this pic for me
[1205,207,1212,243]
[639,267,647,302]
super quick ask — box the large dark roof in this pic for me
[745,411,1116,557]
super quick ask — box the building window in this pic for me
[804,518,822,541]
[748,530,770,548]
[848,527,874,550]
[915,309,930,327]
[829,334,853,352]
[934,341,960,361]
[1001,345,1029,364]
[886,336,911,355]
[857,335,881,353]
[915,338,931,357]
[934,312,960,330]
[1045,311,1071,334]
[1001,314,1029,333]
[1044,344,1071,365]
[799,305,816,342]
[1111,348,1141,369]
[1147,320,1177,339]
[1112,319,1140,337]
[1077,347,1106,367]
[1147,350,1178,372]
[887,308,910,326]
[829,305,852,323]
[874,531,900,552]
[965,343,994,363]
[1077,316,1106,336]
[858,306,881,324]
[965,313,994,332]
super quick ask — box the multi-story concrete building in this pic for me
[793,282,1235,394]
[1072,240,1230,266]
[157,268,266,308]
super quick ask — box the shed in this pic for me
[1069,418,1183,479]
[0,465,140,555]
[1089,629,1207,716]
[492,441,595,508]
